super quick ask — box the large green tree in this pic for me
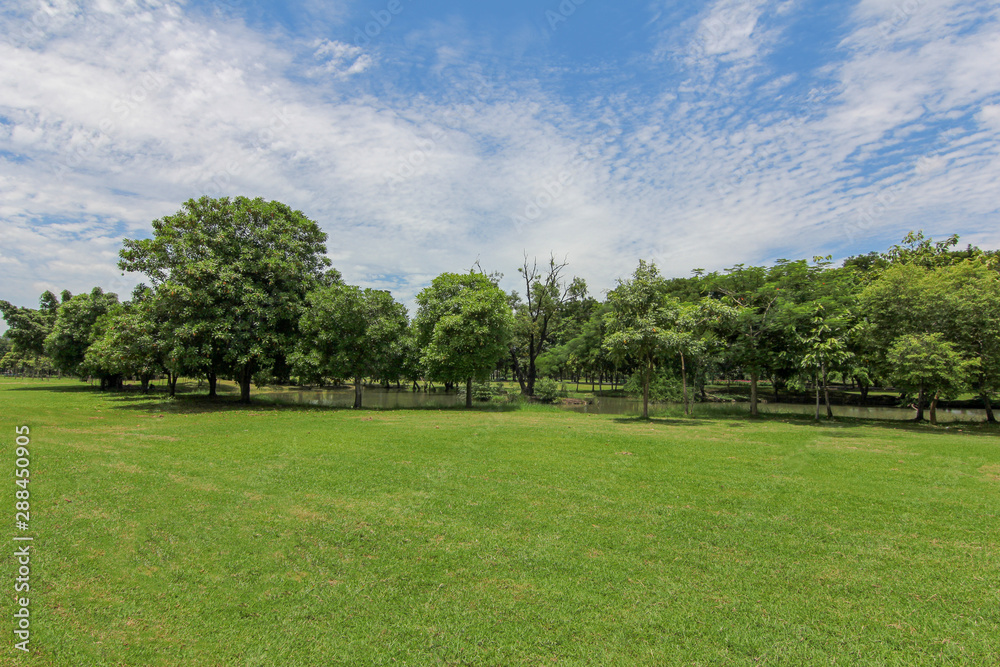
[860,256,1000,421]
[0,290,61,375]
[0,334,11,365]
[119,196,332,403]
[603,260,688,419]
[920,259,1000,421]
[769,259,859,415]
[43,287,119,380]
[414,272,513,408]
[536,302,614,390]
[705,264,784,416]
[84,287,181,395]
[886,333,977,425]
[294,284,409,408]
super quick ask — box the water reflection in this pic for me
[257,386,463,410]
[568,396,987,423]
[255,386,990,423]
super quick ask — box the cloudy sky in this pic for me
[1,0,999,327]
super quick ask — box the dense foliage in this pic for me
[414,272,513,408]
[117,196,333,402]
[3,204,997,420]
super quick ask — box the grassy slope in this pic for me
[2,378,999,666]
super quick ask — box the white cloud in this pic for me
[310,39,372,77]
[914,154,947,175]
[1,0,999,337]
[695,0,770,60]
[979,104,1000,129]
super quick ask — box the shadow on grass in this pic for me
[609,409,1000,437]
[101,392,529,416]
[779,415,1000,438]
[9,383,100,393]
[741,411,1000,438]
[610,415,709,427]
[11,382,999,435]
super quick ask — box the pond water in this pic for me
[568,396,988,423]
[256,386,465,410]
[255,386,990,423]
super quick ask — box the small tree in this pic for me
[294,284,409,408]
[0,291,61,377]
[800,308,852,420]
[44,287,119,380]
[603,260,683,419]
[84,288,180,394]
[886,333,977,425]
[508,254,587,396]
[414,272,512,408]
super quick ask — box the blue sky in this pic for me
[1,0,999,330]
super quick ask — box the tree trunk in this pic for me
[238,365,252,404]
[929,389,940,426]
[814,369,821,421]
[680,351,689,416]
[642,361,650,420]
[526,353,537,397]
[914,385,925,421]
[466,377,473,408]
[168,372,178,397]
[822,361,833,419]
[856,377,869,405]
[749,371,759,417]
[773,376,780,403]
[354,377,363,409]
[141,375,150,393]
[979,375,996,422]
[510,350,527,395]
[208,371,218,398]
[983,393,997,423]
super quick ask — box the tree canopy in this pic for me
[44,287,119,379]
[294,283,409,408]
[4,220,998,424]
[119,196,332,403]
[603,260,686,419]
[414,272,513,407]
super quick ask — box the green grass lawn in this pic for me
[3,378,999,665]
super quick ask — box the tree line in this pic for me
[2,197,998,423]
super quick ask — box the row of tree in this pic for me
[2,197,998,423]
[597,239,1000,423]
[0,198,514,408]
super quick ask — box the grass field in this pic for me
[2,378,999,665]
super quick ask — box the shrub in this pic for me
[534,378,559,403]
[472,380,498,402]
